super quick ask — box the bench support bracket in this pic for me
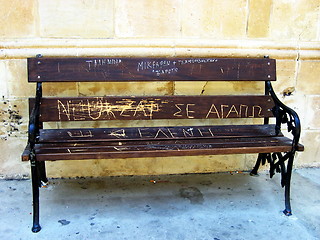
[250,80,301,215]
[250,151,295,215]
[29,78,46,232]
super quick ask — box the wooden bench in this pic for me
[23,56,304,232]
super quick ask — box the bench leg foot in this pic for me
[31,160,41,233]
[283,153,294,216]
[32,224,41,233]
[283,209,292,216]
[250,153,263,176]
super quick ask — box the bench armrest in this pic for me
[28,82,42,148]
[266,81,301,152]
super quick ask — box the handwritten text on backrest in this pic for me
[28,58,276,82]
[35,96,274,122]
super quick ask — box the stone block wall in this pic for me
[0,0,319,178]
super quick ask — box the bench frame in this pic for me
[23,55,303,232]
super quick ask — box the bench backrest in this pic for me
[28,57,276,122]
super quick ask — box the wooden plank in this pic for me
[33,136,295,161]
[34,137,304,152]
[39,124,280,142]
[35,136,289,149]
[21,145,31,161]
[36,95,274,122]
[32,146,291,161]
[28,57,276,82]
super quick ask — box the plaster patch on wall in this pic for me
[282,87,295,97]
[0,98,25,140]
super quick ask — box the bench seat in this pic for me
[22,124,303,161]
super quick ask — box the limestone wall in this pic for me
[0,0,319,178]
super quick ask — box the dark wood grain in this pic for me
[32,136,296,161]
[34,138,304,152]
[38,124,280,143]
[34,95,275,122]
[28,57,276,82]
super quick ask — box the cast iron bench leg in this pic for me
[31,159,41,233]
[250,153,263,176]
[251,152,295,216]
[283,153,294,216]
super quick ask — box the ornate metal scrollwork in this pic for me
[256,152,293,187]
[251,81,302,215]
[267,81,301,152]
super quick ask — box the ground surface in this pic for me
[0,168,319,240]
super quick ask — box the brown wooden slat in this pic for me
[35,136,289,149]
[297,143,304,151]
[34,137,304,152]
[31,147,290,161]
[33,136,295,161]
[39,124,280,143]
[28,57,276,82]
[21,145,31,161]
[36,95,274,122]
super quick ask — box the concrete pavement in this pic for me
[0,168,319,240]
